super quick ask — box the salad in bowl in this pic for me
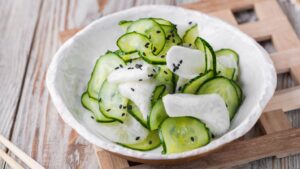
[47,5,276,163]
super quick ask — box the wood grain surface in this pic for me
[0,0,300,169]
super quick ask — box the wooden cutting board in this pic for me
[59,0,300,168]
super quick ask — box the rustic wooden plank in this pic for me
[96,148,129,169]
[0,0,42,168]
[271,47,300,73]
[209,9,238,25]
[290,66,300,84]
[4,0,100,169]
[265,86,300,112]
[259,110,292,134]
[125,128,300,169]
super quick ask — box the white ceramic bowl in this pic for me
[46,5,276,163]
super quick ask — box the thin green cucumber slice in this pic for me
[120,52,140,62]
[118,130,161,151]
[195,37,216,75]
[231,80,243,102]
[155,66,174,93]
[148,99,168,131]
[99,81,128,123]
[81,92,114,123]
[127,101,148,128]
[117,32,151,53]
[182,70,214,94]
[151,85,166,106]
[159,117,210,154]
[216,49,239,80]
[87,52,125,99]
[152,18,173,26]
[182,24,199,48]
[127,18,166,55]
[117,32,166,64]
[159,26,182,56]
[197,77,240,119]
[119,20,133,32]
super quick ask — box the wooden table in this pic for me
[0,0,300,168]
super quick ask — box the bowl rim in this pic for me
[46,5,277,160]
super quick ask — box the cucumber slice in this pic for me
[99,81,128,123]
[119,81,156,121]
[117,32,166,64]
[166,46,206,79]
[216,49,239,80]
[182,70,214,94]
[231,80,243,102]
[155,66,174,93]
[163,93,230,136]
[119,20,133,32]
[118,130,161,151]
[87,52,125,99]
[127,100,148,128]
[197,77,240,119]
[158,26,182,56]
[81,92,115,123]
[195,37,216,75]
[182,24,199,48]
[120,52,140,62]
[91,113,149,145]
[152,18,173,26]
[107,60,157,83]
[117,32,151,53]
[151,85,166,106]
[159,117,210,154]
[127,18,166,55]
[148,99,168,131]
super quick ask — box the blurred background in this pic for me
[0,0,300,168]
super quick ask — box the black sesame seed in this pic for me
[189,43,192,47]
[114,67,119,70]
[226,104,228,108]
[191,137,195,141]
[149,35,151,39]
[177,43,181,45]
[122,113,125,117]
[120,64,123,68]
[135,137,140,141]
[166,36,170,40]
[131,88,135,92]
[148,74,154,77]
[123,106,127,109]
[99,98,102,102]
[145,42,150,48]
[188,21,192,25]
[163,70,168,74]
[139,79,143,81]
[178,86,182,91]
[153,69,156,72]
[106,109,111,112]
[142,52,146,56]
[135,64,143,69]
[160,55,165,58]
[172,39,175,43]
[119,105,122,109]
[156,30,161,34]
[172,33,175,37]
[128,105,132,110]
[91,116,94,119]
[179,60,183,64]
[152,47,157,53]
[149,140,152,144]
